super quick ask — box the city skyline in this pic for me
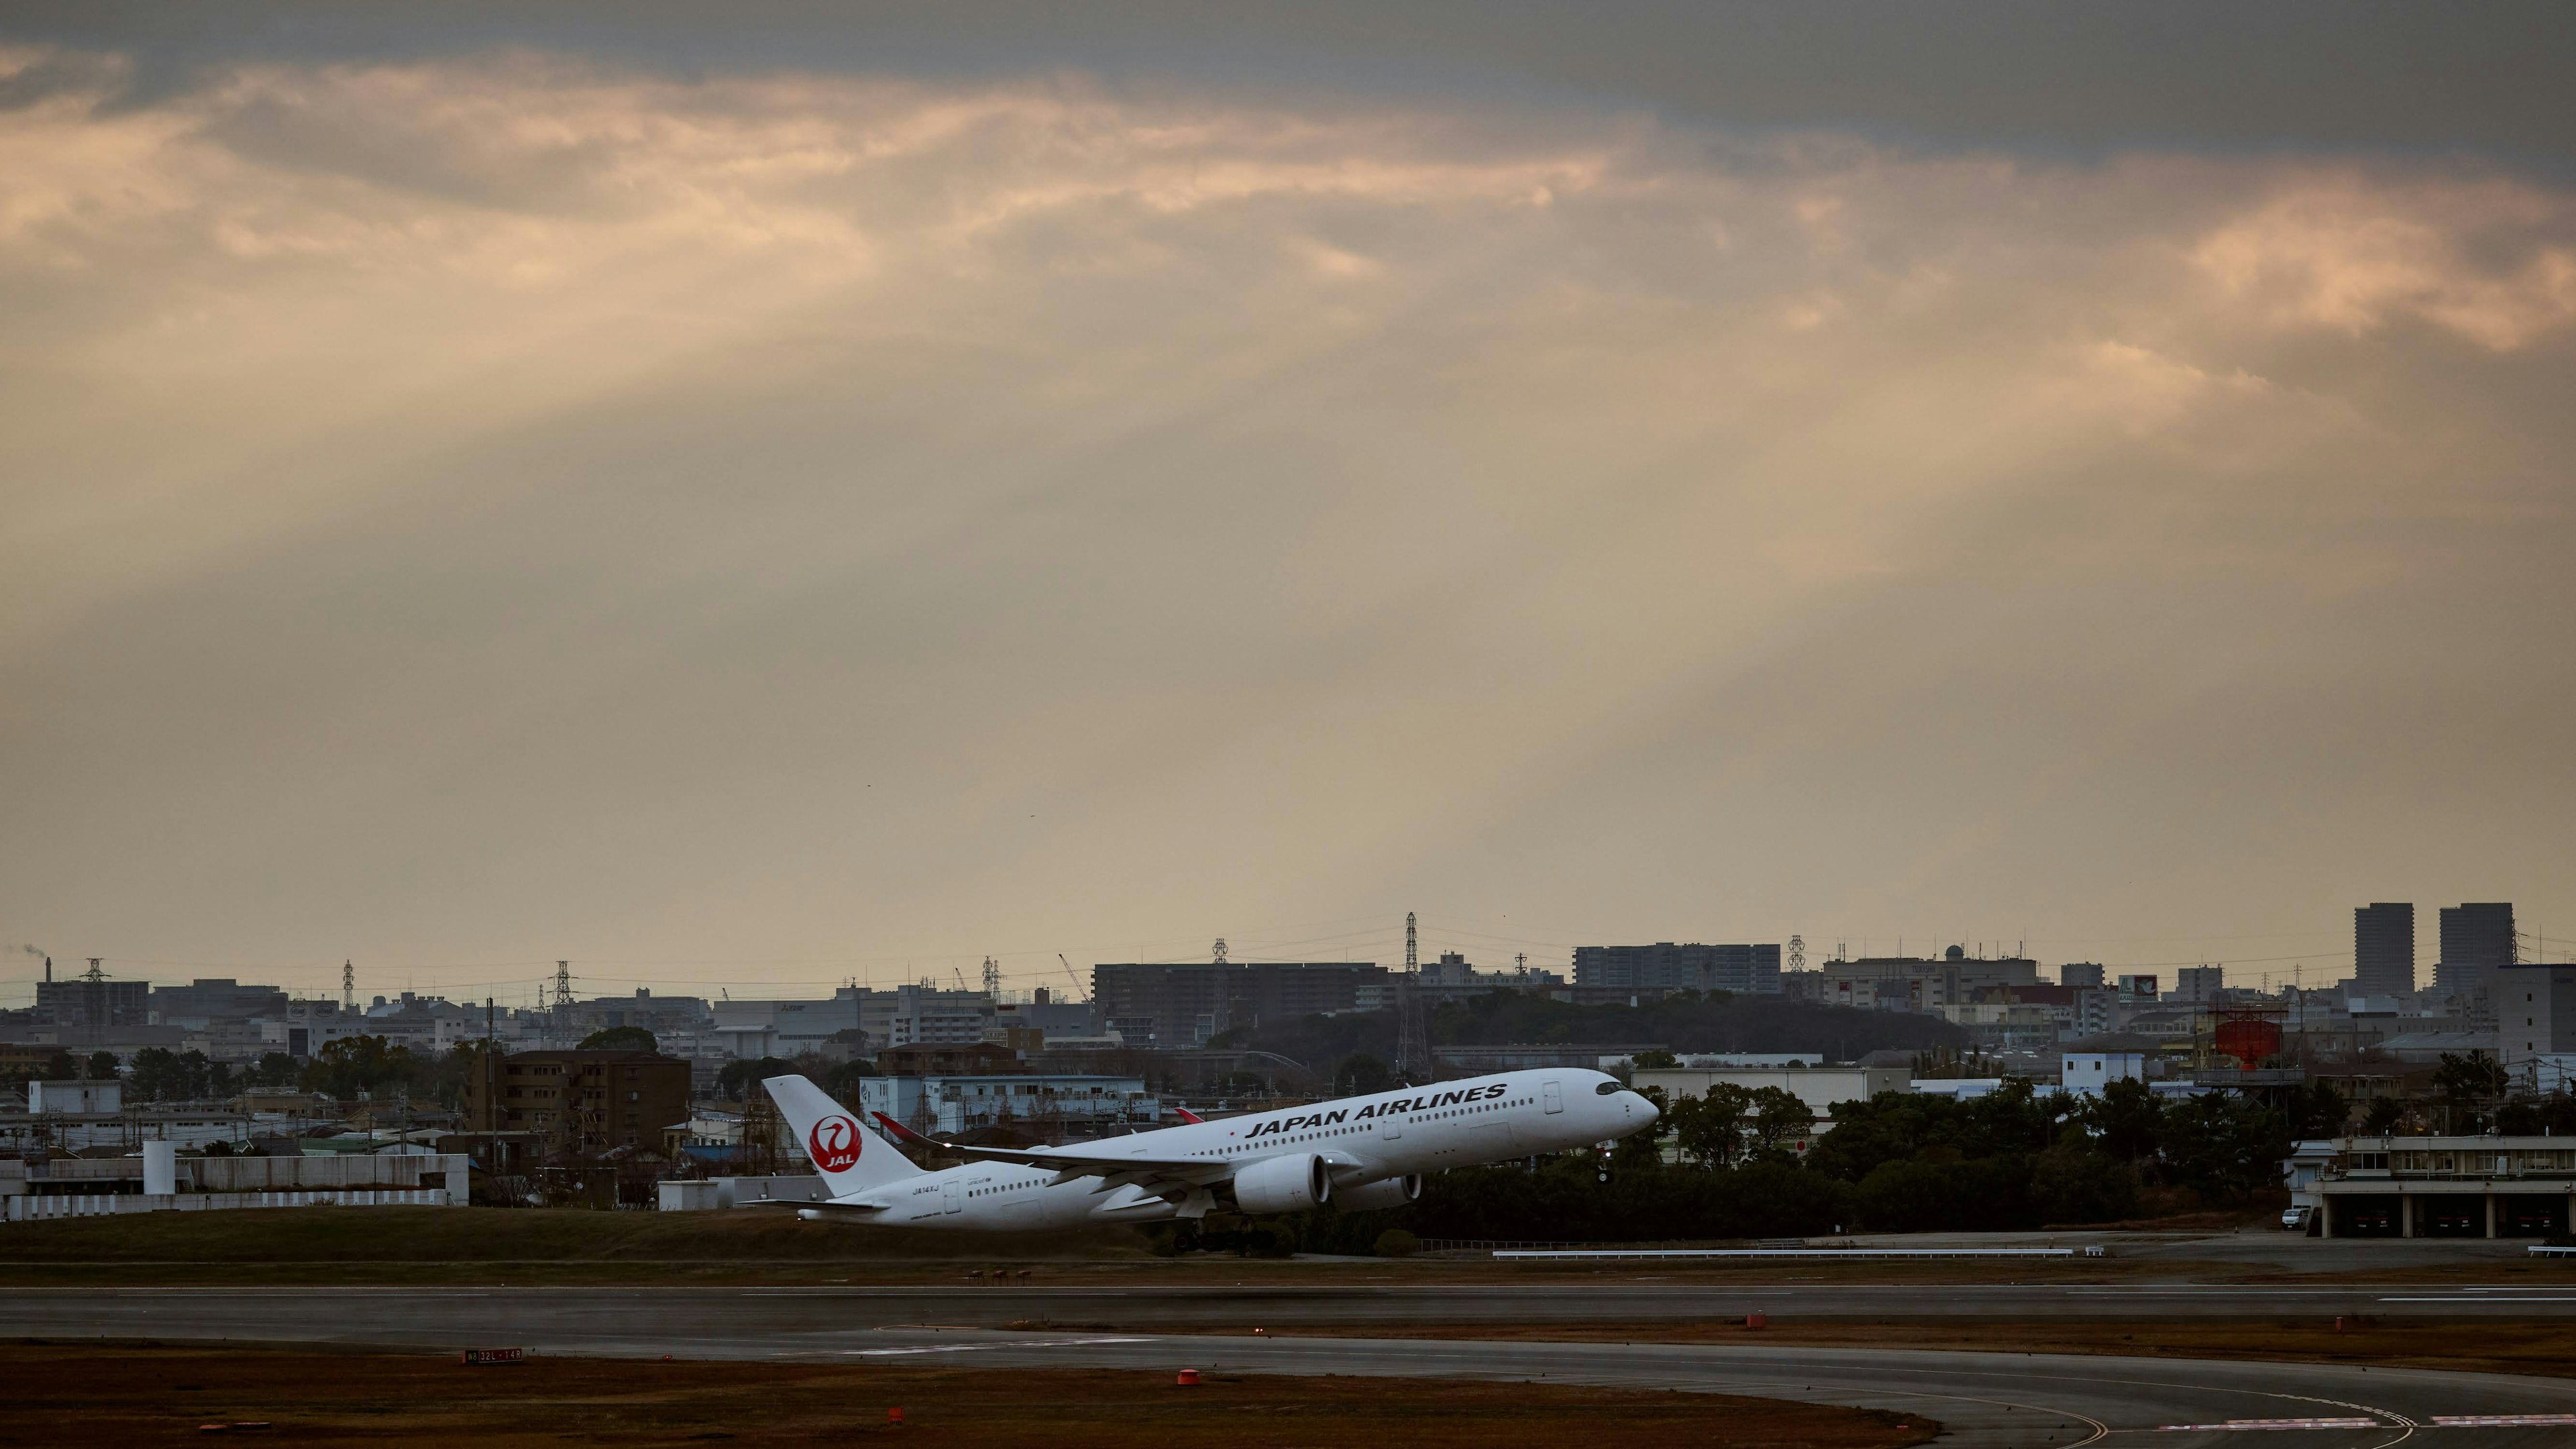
[3,6,2571,1001]
[9,902,2566,1010]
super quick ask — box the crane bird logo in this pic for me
[809,1114,863,1173]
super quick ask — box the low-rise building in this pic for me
[2302,1135,2576,1238]
[857,1073,1157,1137]
[25,1079,120,1114]
[1631,1063,1911,1124]
[2058,1034,2165,1095]
[460,1049,691,1158]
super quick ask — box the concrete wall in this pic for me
[657,1175,828,1210]
[5,1189,451,1222]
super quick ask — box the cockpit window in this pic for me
[1595,1081,1621,1095]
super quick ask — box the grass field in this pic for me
[1,1345,1937,1448]
[6,1205,2575,1290]
[0,1205,1148,1268]
[1252,1320,2576,1380]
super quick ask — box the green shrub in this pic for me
[1373,1228,1420,1258]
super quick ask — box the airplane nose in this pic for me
[1633,1092,1658,1122]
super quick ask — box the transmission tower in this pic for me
[1788,934,1806,972]
[1395,912,1430,1083]
[981,955,1002,996]
[1212,937,1228,964]
[553,961,572,1043]
[341,960,354,1013]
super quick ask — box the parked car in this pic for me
[2281,1205,2314,1231]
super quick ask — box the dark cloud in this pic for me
[9,1,2575,165]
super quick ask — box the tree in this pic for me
[2289,1081,2349,1139]
[2433,1051,2508,1134]
[248,1052,301,1090]
[85,1051,119,1080]
[129,1047,182,1102]
[1332,1054,1393,1096]
[1744,1086,1814,1159]
[578,1025,658,1053]
[299,1035,430,1102]
[1629,1049,1679,1069]
[2157,1090,2286,1205]
[717,1056,794,1100]
[2029,1140,2140,1224]
[2361,1095,2410,1134]
[1669,1084,1754,1168]
[2080,1078,2163,1164]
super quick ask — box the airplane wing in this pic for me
[739,1196,890,1215]
[869,1112,1228,1190]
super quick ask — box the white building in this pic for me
[2057,1034,2163,1095]
[2500,964,2576,1067]
[26,1080,120,1114]
[857,1073,1156,1137]
[1631,1063,1911,1123]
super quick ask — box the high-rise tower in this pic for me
[2354,904,2415,997]
[2436,903,2516,1000]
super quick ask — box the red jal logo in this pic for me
[810,1115,863,1173]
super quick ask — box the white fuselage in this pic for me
[833,1068,1654,1230]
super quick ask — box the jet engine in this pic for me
[1330,1174,1421,1212]
[1230,1152,1332,1214]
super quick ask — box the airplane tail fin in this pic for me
[763,1075,924,1197]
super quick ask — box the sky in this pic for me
[3,3,2573,1007]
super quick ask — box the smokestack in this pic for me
[44,956,51,983]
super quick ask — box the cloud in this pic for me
[0,46,2569,991]
[2190,179,2576,351]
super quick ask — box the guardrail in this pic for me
[1493,1246,2105,1260]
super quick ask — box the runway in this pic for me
[13,1287,2576,1446]
[15,1280,2576,1333]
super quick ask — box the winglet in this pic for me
[872,1110,939,1146]
[1173,1106,1205,1124]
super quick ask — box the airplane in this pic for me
[762,1068,1659,1230]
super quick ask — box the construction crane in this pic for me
[1057,953,1089,1002]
